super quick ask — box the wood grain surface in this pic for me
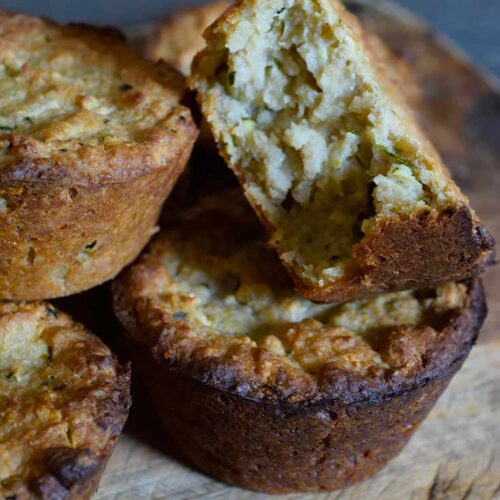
[96,345,500,500]
[93,1,500,498]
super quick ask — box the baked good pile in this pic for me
[1,1,495,496]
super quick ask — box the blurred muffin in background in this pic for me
[146,2,230,76]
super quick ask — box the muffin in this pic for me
[113,190,486,493]
[146,2,231,76]
[0,11,198,300]
[0,301,131,499]
[189,0,494,302]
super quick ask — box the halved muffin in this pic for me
[0,301,130,499]
[113,190,486,493]
[189,0,494,302]
[0,11,198,300]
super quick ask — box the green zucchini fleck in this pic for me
[377,145,416,169]
[41,375,56,388]
[242,118,256,132]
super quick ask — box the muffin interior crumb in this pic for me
[192,0,461,285]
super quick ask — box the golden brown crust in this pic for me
[112,191,486,492]
[292,206,496,302]
[0,302,131,499]
[0,11,198,299]
[146,2,231,76]
[0,148,191,301]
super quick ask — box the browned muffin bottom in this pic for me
[0,11,198,301]
[0,302,131,499]
[113,190,486,493]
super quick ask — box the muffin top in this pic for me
[0,301,130,498]
[0,11,197,185]
[113,191,484,404]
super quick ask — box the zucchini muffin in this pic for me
[190,0,494,302]
[113,191,486,493]
[0,11,198,300]
[0,301,130,499]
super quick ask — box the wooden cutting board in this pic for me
[93,1,500,498]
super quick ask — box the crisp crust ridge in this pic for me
[115,259,484,402]
[293,206,496,302]
[112,191,486,404]
[133,341,481,493]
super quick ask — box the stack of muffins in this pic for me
[0,11,197,499]
[1,1,496,497]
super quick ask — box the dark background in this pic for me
[3,0,500,78]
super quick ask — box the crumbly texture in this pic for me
[190,0,494,302]
[0,11,198,300]
[113,190,486,493]
[146,1,420,99]
[0,301,130,499]
[146,2,231,76]
[146,0,420,154]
